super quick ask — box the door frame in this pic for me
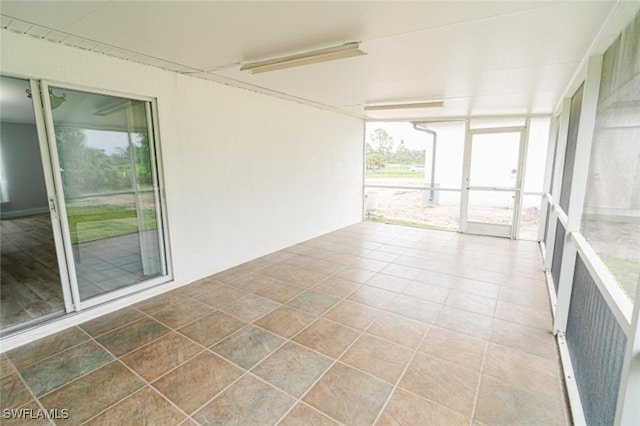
[29,79,77,313]
[39,80,173,311]
[459,120,529,238]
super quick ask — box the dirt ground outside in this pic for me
[364,182,541,240]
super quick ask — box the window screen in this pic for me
[581,11,640,303]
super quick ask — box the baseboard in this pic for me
[0,207,49,220]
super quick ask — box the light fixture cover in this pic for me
[364,101,444,111]
[240,42,366,74]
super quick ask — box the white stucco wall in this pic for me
[1,31,364,286]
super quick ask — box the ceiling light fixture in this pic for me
[240,42,366,74]
[26,88,66,110]
[364,101,444,111]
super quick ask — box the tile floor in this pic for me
[0,222,570,425]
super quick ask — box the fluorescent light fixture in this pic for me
[240,42,366,74]
[364,101,444,111]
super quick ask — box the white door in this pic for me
[460,126,527,238]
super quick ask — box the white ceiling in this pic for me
[0,1,634,120]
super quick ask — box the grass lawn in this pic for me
[366,166,424,179]
[598,254,640,302]
[67,204,157,243]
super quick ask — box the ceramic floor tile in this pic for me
[262,263,302,281]
[312,276,361,298]
[6,327,89,369]
[0,373,33,411]
[366,312,428,349]
[445,290,497,317]
[402,281,450,304]
[482,342,563,398]
[2,222,569,425]
[381,263,422,280]
[212,265,252,284]
[377,388,470,426]
[177,311,246,348]
[272,265,327,288]
[414,270,459,288]
[419,326,486,372]
[279,402,340,425]
[490,318,558,360]
[193,374,295,425]
[474,376,567,426]
[20,340,114,397]
[352,258,390,273]
[385,294,441,324]
[220,294,280,322]
[121,332,203,382]
[253,342,333,397]
[133,291,188,314]
[83,387,185,425]
[152,352,243,414]
[498,284,550,310]
[323,252,361,266]
[347,285,396,309]
[393,254,434,269]
[211,325,285,369]
[151,299,214,329]
[399,352,478,418]
[293,318,360,358]
[197,285,247,309]
[303,362,392,426]
[323,300,379,330]
[333,266,378,283]
[179,276,223,298]
[253,305,315,338]
[451,278,500,299]
[0,355,14,379]
[295,258,343,276]
[340,334,413,384]
[366,273,411,293]
[494,300,552,329]
[79,307,144,337]
[434,306,493,340]
[287,290,341,316]
[363,249,401,262]
[39,361,144,425]
[255,280,306,303]
[230,272,281,293]
[96,317,170,357]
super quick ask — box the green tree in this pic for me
[394,139,412,164]
[370,128,394,162]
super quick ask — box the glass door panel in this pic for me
[469,133,520,188]
[0,76,68,333]
[467,190,516,223]
[462,129,524,238]
[47,86,167,302]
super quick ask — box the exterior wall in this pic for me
[0,31,364,286]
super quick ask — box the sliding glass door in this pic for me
[1,76,171,335]
[43,84,169,305]
[0,76,72,334]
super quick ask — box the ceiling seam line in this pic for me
[361,2,573,44]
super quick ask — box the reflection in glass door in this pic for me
[461,127,526,238]
[45,85,168,304]
[0,76,70,333]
